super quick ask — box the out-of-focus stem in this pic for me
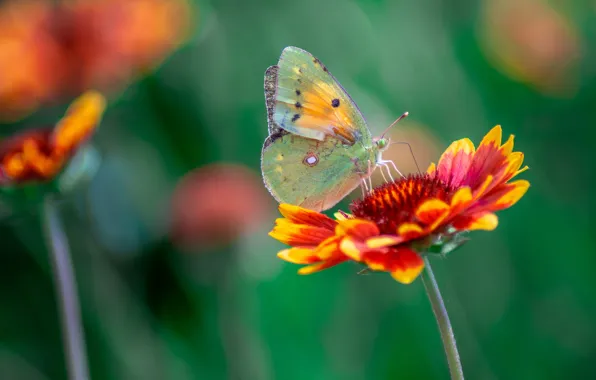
[43,197,90,380]
[421,257,464,380]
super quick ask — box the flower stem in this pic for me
[43,197,90,380]
[421,257,464,380]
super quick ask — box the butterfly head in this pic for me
[374,136,390,152]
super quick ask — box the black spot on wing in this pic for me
[295,89,301,96]
[313,57,329,72]
[291,114,301,122]
[295,102,302,108]
[331,98,340,108]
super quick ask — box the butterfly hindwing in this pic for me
[261,133,364,212]
[271,46,371,146]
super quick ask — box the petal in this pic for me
[436,138,475,187]
[312,236,342,260]
[480,125,503,148]
[297,256,348,275]
[340,237,364,261]
[334,210,352,220]
[390,254,425,284]
[360,248,424,284]
[23,139,63,178]
[397,222,424,240]
[464,126,507,188]
[52,91,106,155]
[269,218,334,246]
[279,203,336,230]
[471,174,493,199]
[339,235,402,261]
[336,218,380,239]
[277,247,319,264]
[499,133,515,156]
[468,180,530,213]
[415,199,450,227]
[452,212,498,231]
[366,235,403,249]
[427,162,436,174]
[450,186,473,208]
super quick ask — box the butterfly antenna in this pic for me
[380,111,409,139]
[390,141,421,174]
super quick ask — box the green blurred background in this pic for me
[1,0,595,379]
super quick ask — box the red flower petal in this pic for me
[467,180,530,213]
[452,212,498,231]
[464,126,507,189]
[436,138,475,187]
[336,218,380,239]
[360,247,424,284]
[279,204,337,230]
[269,218,335,246]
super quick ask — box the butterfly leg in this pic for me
[359,178,368,197]
[378,162,394,182]
[378,163,389,182]
[379,159,405,179]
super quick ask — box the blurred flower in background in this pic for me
[0,1,65,121]
[0,90,105,186]
[170,163,272,250]
[0,0,192,122]
[479,0,580,96]
[270,126,529,284]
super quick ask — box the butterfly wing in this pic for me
[261,133,368,212]
[268,46,372,145]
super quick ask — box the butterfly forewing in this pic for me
[272,46,371,145]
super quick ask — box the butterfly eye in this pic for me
[303,153,319,167]
[376,138,388,150]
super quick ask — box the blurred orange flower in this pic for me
[270,126,530,284]
[479,0,580,95]
[0,0,193,121]
[0,1,65,121]
[0,91,105,185]
[171,164,272,249]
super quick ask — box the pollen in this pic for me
[350,174,454,234]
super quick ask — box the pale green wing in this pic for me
[269,46,372,146]
[261,133,371,212]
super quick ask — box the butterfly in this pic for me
[261,46,407,212]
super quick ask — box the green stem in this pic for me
[43,197,90,380]
[421,257,464,380]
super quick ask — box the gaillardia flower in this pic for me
[270,126,529,284]
[0,91,105,186]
